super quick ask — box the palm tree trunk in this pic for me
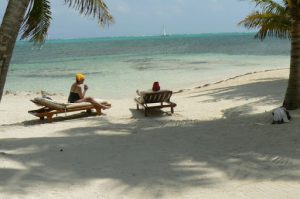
[284,18,300,109]
[0,0,30,102]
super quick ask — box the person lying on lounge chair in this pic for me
[68,73,111,110]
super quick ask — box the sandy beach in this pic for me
[1,68,300,199]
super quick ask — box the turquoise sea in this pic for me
[6,33,290,99]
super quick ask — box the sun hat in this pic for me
[76,73,85,82]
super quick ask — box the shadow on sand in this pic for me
[1,78,299,196]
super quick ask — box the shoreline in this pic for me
[4,67,289,98]
[175,67,289,93]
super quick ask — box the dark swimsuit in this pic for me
[68,92,81,103]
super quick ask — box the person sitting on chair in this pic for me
[136,81,161,104]
[68,73,111,110]
[136,81,160,97]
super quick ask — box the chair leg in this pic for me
[171,107,174,113]
[144,109,148,117]
[95,108,102,115]
[46,114,53,123]
[137,104,139,110]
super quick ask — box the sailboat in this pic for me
[162,25,168,37]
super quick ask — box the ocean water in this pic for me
[6,33,290,99]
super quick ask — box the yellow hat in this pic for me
[76,73,85,81]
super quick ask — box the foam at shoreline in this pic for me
[5,68,288,98]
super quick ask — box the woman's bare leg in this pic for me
[76,97,111,109]
[102,102,112,107]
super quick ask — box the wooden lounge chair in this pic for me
[135,90,176,116]
[29,97,109,123]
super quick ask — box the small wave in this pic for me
[133,65,155,71]
[188,61,209,65]
[124,58,154,63]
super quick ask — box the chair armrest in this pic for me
[135,97,144,104]
[168,101,177,107]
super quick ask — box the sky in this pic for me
[0,0,255,39]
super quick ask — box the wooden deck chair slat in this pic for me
[135,90,176,117]
[157,93,163,102]
[29,97,111,122]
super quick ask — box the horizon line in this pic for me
[17,31,256,43]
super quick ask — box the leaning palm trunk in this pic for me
[284,19,300,109]
[0,0,30,102]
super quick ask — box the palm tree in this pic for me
[0,0,113,102]
[239,0,300,110]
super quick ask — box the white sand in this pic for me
[1,68,300,199]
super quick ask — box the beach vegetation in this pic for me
[0,0,113,102]
[240,0,300,110]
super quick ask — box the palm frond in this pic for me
[252,0,287,14]
[239,11,291,39]
[286,0,293,8]
[240,0,291,40]
[64,0,114,26]
[21,0,52,44]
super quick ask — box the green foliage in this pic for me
[20,0,114,44]
[21,0,52,44]
[239,0,291,40]
[64,0,114,26]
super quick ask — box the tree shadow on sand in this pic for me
[189,78,287,105]
[0,78,300,197]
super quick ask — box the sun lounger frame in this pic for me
[135,91,176,116]
[28,100,101,123]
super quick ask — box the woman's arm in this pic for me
[76,85,86,99]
